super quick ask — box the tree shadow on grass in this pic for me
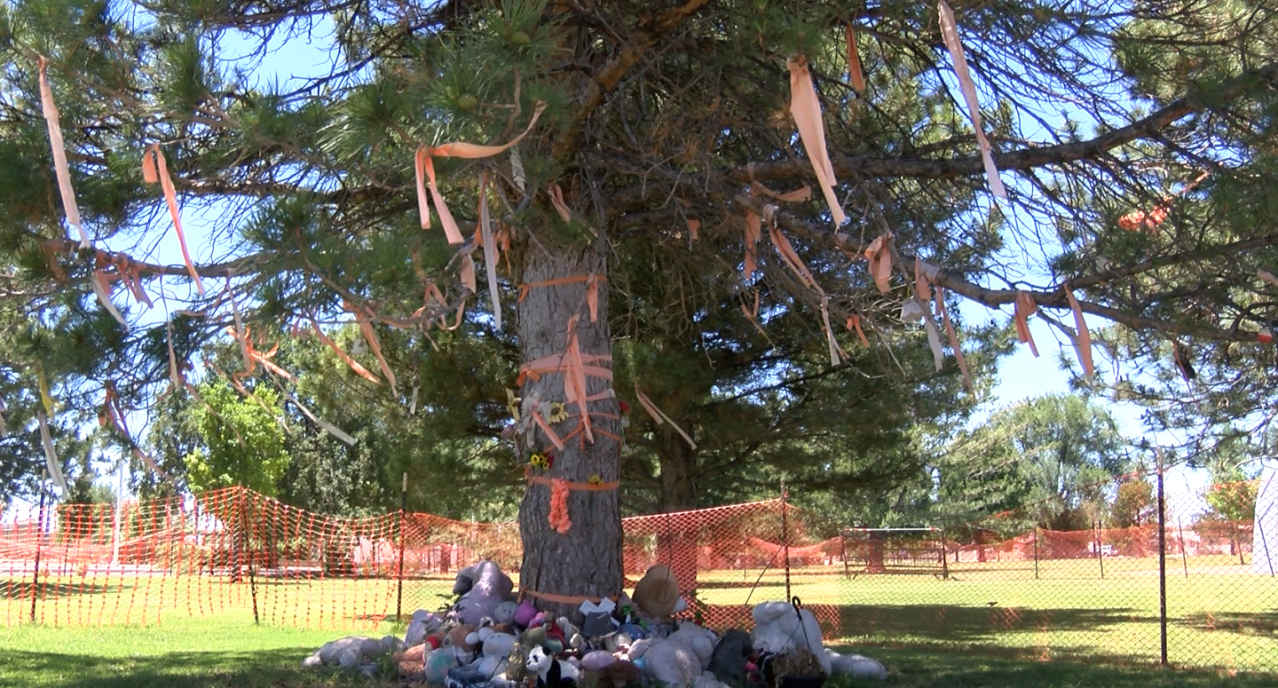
[693,602,1152,646]
[1174,610,1278,637]
[3,648,401,688]
[825,643,1277,688]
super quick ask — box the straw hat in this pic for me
[632,564,680,618]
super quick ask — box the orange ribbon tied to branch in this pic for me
[934,286,973,395]
[415,102,548,245]
[1064,282,1094,380]
[478,171,503,331]
[846,23,867,94]
[143,144,206,296]
[309,317,382,385]
[37,57,90,249]
[634,385,697,450]
[787,57,847,226]
[1013,290,1040,357]
[846,314,871,347]
[864,234,893,293]
[938,1,1008,200]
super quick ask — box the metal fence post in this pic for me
[30,474,48,623]
[780,480,790,601]
[1033,526,1040,580]
[1094,520,1105,579]
[397,472,407,622]
[1157,449,1168,666]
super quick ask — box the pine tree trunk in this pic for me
[517,244,622,622]
[657,435,699,596]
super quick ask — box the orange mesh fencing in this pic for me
[4,477,1278,673]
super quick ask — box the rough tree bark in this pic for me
[516,242,623,621]
[657,432,700,596]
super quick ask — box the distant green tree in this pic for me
[1110,479,1155,527]
[183,379,290,498]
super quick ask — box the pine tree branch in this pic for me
[737,60,1278,184]
[552,0,715,161]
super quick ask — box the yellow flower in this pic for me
[548,401,569,424]
[588,473,603,485]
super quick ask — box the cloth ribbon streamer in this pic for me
[864,235,893,293]
[934,286,973,394]
[100,383,172,481]
[517,274,605,322]
[744,210,762,279]
[415,102,548,245]
[520,589,617,606]
[347,302,399,395]
[1063,282,1094,380]
[786,57,847,225]
[310,317,382,384]
[37,411,69,496]
[549,184,573,222]
[938,1,1008,200]
[846,24,867,94]
[768,224,820,292]
[143,144,206,296]
[634,385,696,450]
[38,57,89,249]
[527,474,620,492]
[478,171,503,331]
[846,314,871,347]
[915,272,946,372]
[1013,290,1040,357]
[288,392,358,446]
[90,270,127,327]
[821,298,845,366]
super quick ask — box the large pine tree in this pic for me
[6,0,1278,616]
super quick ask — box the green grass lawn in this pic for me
[1,613,1272,688]
[3,553,1276,686]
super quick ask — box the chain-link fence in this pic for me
[3,472,1275,673]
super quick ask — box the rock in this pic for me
[300,653,323,670]
[338,647,361,671]
[709,628,752,686]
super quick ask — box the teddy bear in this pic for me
[527,645,579,687]
[301,635,398,671]
[626,621,717,687]
[452,560,515,626]
[750,602,829,675]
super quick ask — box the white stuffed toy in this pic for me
[750,602,829,675]
[628,622,716,687]
[821,648,887,680]
[301,635,398,671]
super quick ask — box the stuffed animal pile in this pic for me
[300,560,887,685]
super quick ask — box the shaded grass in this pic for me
[0,613,404,688]
[2,613,1274,688]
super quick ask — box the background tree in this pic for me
[1110,478,1155,528]
[181,379,290,498]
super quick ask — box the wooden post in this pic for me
[30,474,48,623]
